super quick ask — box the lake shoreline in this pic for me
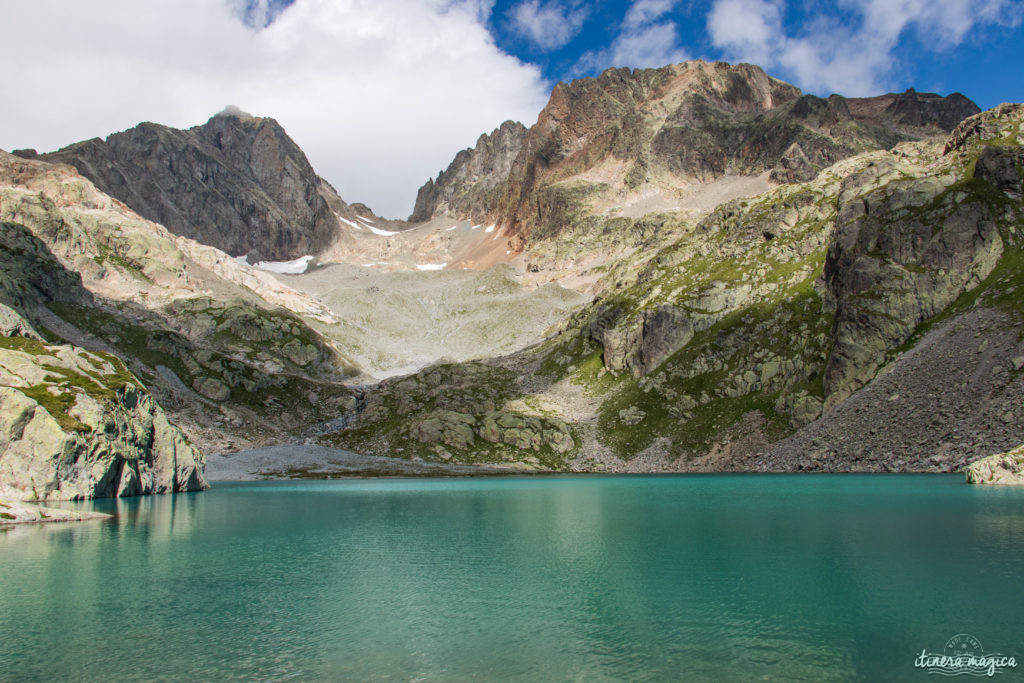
[204,443,545,481]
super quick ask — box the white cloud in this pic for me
[623,0,676,28]
[575,0,688,74]
[610,23,690,69]
[0,0,549,219]
[509,0,587,51]
[707,0,1023,96]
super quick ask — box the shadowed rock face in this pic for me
[823,162,1004,404]
[42,109,343,262]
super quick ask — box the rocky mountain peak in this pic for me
[41,112,344,262]
[410,120,527,223]
[478,61,981,249]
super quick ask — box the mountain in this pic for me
[413,61,979,255]
[1,58,1018,489]
[36,107,348,262]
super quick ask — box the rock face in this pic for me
[42,108,344,262]
[966,445,1024,485]
[822,158,1004,403]
[0,309,207,501]
[410,120,527,222]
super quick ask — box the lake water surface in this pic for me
[1,475,1022,681]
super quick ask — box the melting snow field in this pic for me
[253,255,314,275]
[338,212,400,236]
[337,215,363,230]
[366,223,400,236]
[415,263,447,271]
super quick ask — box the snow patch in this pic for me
[254,255,314,275]
[357,215,375,223]
[470,224,482,230]
[337,215,363,230]
[445,225,458,231]
[484,224,495,233]
[366,223,399,236]
[415,263,447,271]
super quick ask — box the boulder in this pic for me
[192,377,231,402]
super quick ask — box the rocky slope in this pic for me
[0,150,359,455]
[0,305,206,501]
[35,107,347,262]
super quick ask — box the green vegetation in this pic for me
[17,383,91,433]
[92,243,153,283]
[0,336,51,355]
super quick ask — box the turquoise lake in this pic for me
[1,474,1022,681]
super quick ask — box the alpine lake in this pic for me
[1,474,1022,681]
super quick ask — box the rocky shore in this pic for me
[205,443,538,480]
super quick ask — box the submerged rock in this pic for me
[0,499,111,524]
[966,445,1024,485]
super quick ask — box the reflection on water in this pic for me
[1,475,1022,681]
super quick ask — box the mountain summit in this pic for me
[41,109,348,262]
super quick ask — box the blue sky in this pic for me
[482,0,1024,109]
[2,0,1022,218]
